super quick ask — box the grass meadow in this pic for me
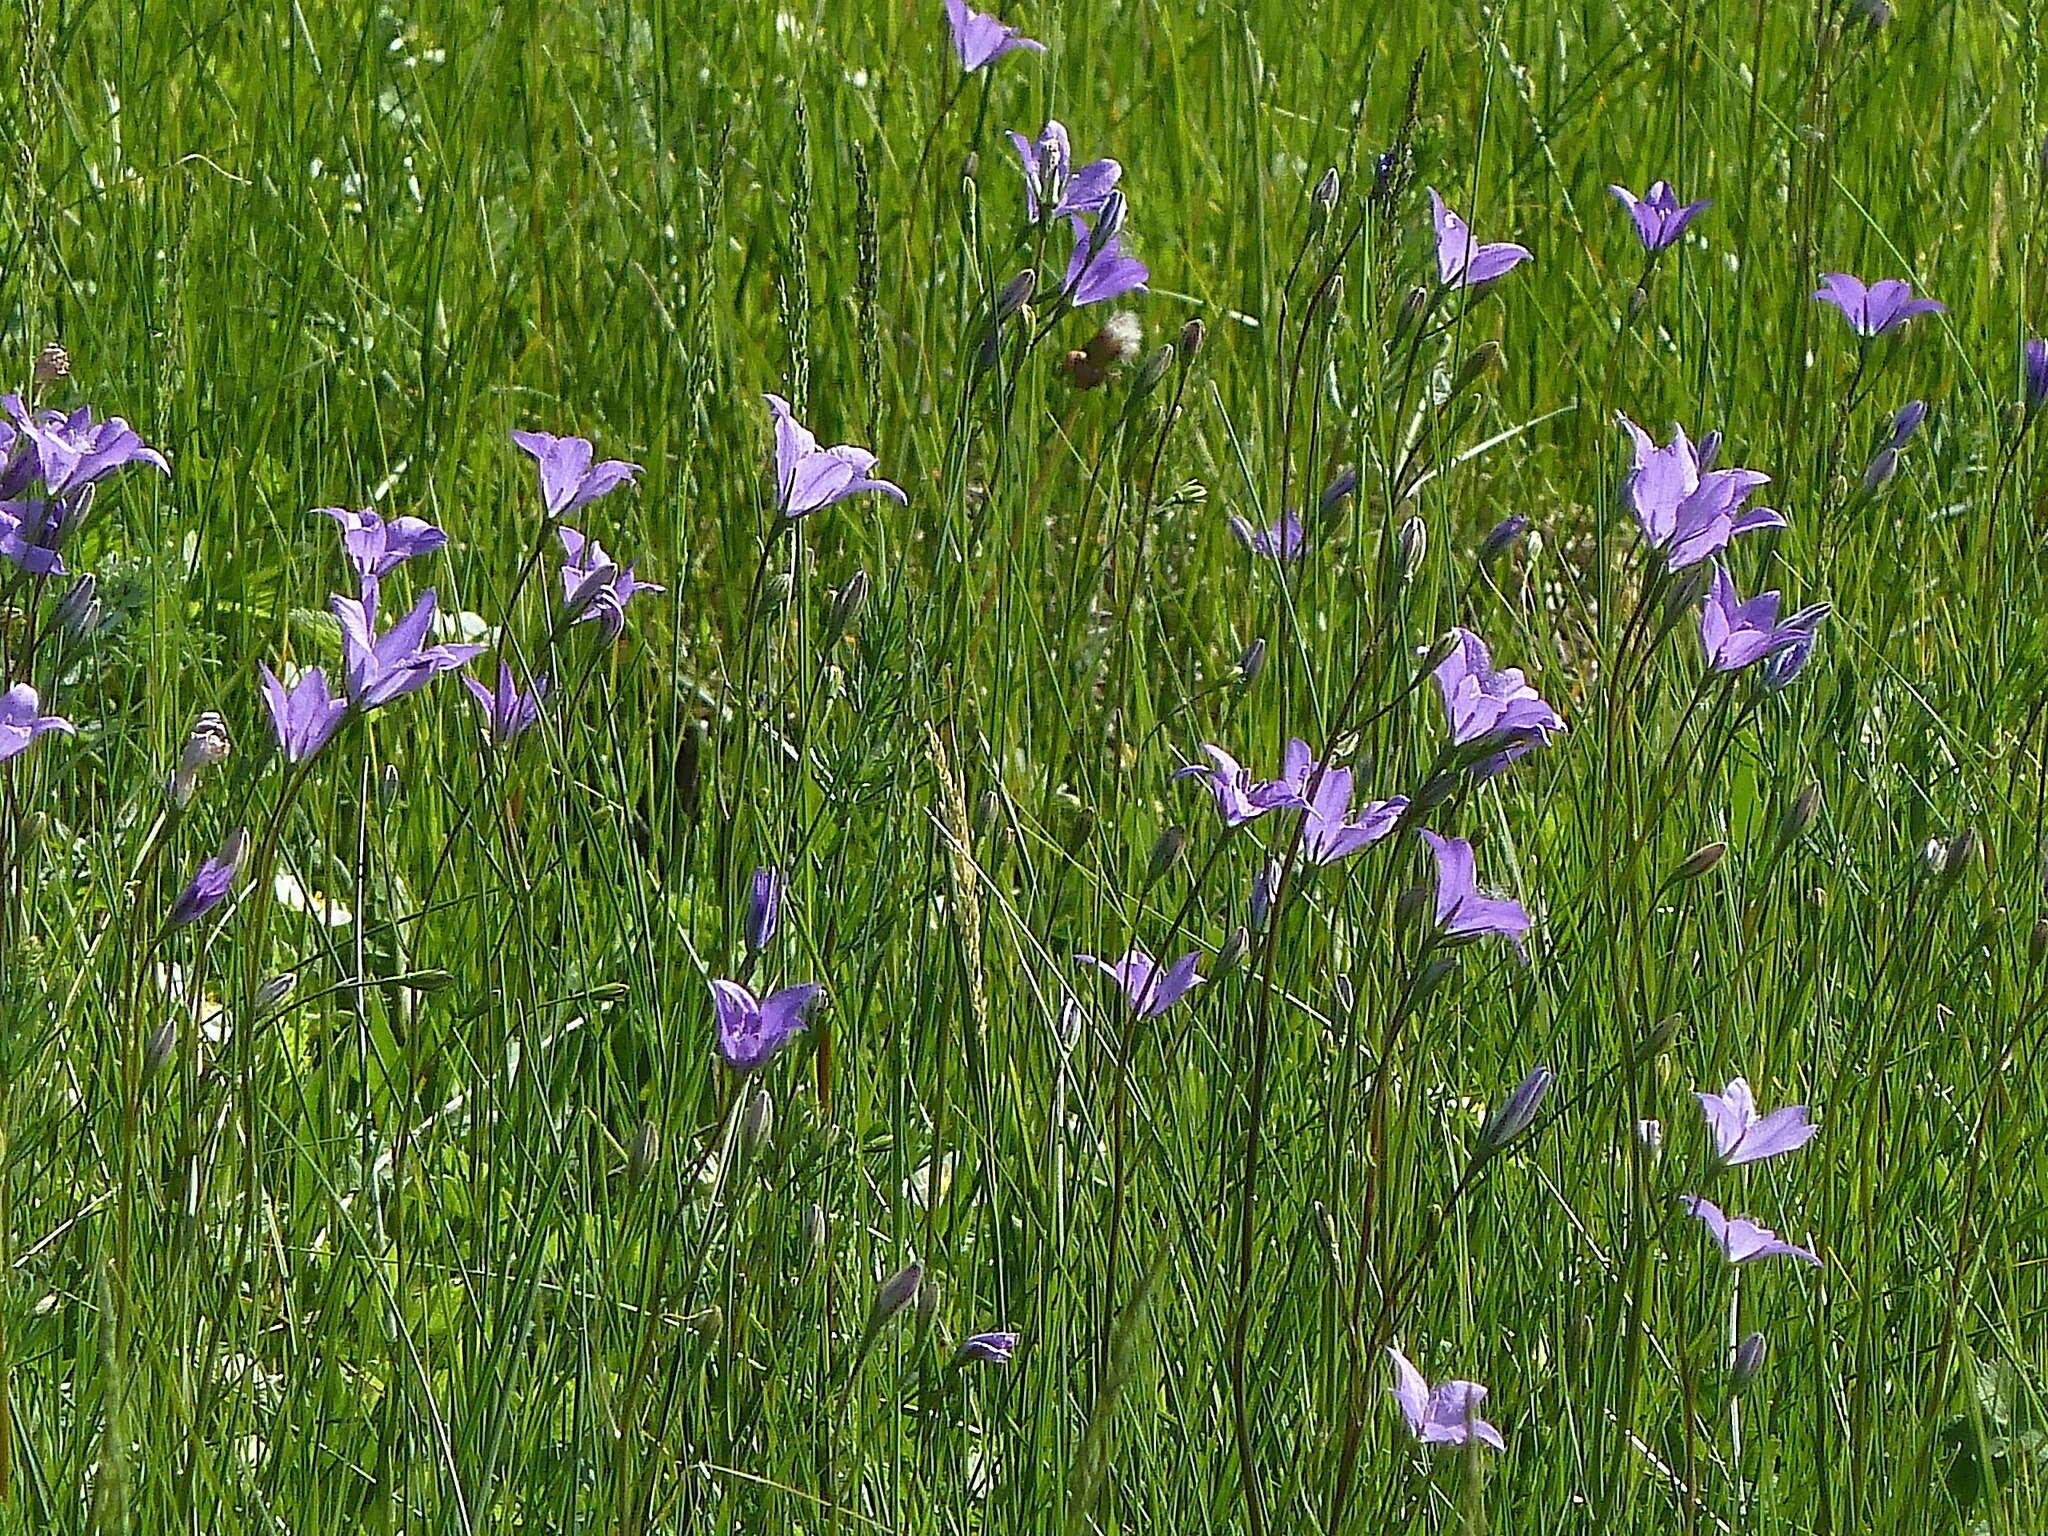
[4,0,2048,1530]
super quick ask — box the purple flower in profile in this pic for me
[1418,830,1531,944]
[1387,1347,1504,1450]
[1608,181,1711,253]
[955,1331,1020,1366]
[1699,567,1826,675]
[746,866,783,954]
[1007,121,1119,223]
[711,978,822,1072]
[0,497,73,575]
[1888,400,1928,448]
[1254,737,1324,812]
[1227,508,1306,561]
[1076,947,1204,1019]
[1813,274,1945,338]
[168,829,247,929]
[1617,417,1785,569]
[1682,1195,1821,1266]
[461,662,549,747]
[558,528,665,638]
[1296,766,1407,866]
[332,589,485,708]
[258,664,348,764]
[1432,627,1566,754]
[510,430,642,521]
[1,396,169,497]
[1427,189,1532,290]
[1062,209,1148,308]
[1173,744,1271,828]
[318,507,448,593]
[943,0,1043,69]
[2022,340,2048,416]
[1696,1078,1818,1166]
[0,683,75,762]
[1758,615,1825,692]
[765,393,907,520]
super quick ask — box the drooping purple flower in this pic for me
[1295,766,1407,866]
[168,828,248,929]
[1173,744,1272,828]
[1432,627,1566,754]
[1062,210,1148,308]
[711,978,823,1072]
[0,683,75,762]
[1076,947,1204,1019]
[746,866,783,954]
[510,430,642,521]
[765,393,908,520]
[331,589,484,710]
[1758,616,1825,692]
[1,396,169,497]
[1888,400,1928,448]
[955,1331,1021,1366]
[1007,121,1119,222]
[1812,273,1945,338]
[1387,1347,1505,1450]
[1427,189,1532,290]
[258,664,348,764]
[1607,181,1711,253]
[943,0,1044,69]
[1227,508,1306,562]
[1617,417,1786,569]
[1418,830,1531,944]
[0,497,73,575]
[460,662,549,747]
[558,528,666,638]
[1698,567,1825,675]
[2022,340,2048,415]
[318,507,448,593]
[1682,1195,1821,1266]
[1695,1078,1818,1166]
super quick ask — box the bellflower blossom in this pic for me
[1608,181,1711,253]
[2022,339,2048,416]
[559,529,665,638]
[1007,121,1119,222]
[319,507,448,594]
[1227,508,1306,561]
[0,683,75,762]
[1698,567,1826,674]
[332,589,485,709]
[1062,208,1148,307]
[1695,1078,1818,1166]
[1,396,169,498]
[1617,417,1784,568]
[943,0,1043,70]
[1295,766,1407,865]
[766,393,907,519]
[510,430,642,520]
[1427,189,1532,289]
[712,978,823,1072]
[168,829,248,929]
[1076,947,1204,1019]
[1682,1196,1821,1266]
[1387,1347,1504,1450]
[955,1331,1020,1366]
[1174,744,1272,827]
[0,497,74,575]
[461,662,549,747]
[258,665,348,764]
[1432,628,1566,755]
[1812,274,1945,338]
[1418,830,1531,944]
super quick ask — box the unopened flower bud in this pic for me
[1393,883,1433,933]
[380,763,401,807]
[1696,430,1724,471]
[1394,516,1428,582]
[1731,1331,1768,1390]
[960,151,979,182]
[1479,514,1529,562]
[1633,1014,1681,1066]
[1145,825,1187,884]
[1860,447,1898,496]
[1775,783,1821,855]
[2030,918,2048,969]
[2023,340,2048,417]
[1395,285,1429,335]
[825,570,870,643]
[628,1118,660,1187]
[1637,1118,1664,1153]
[1178,317,1206,357]
[756,572,793,618]
[1320,467,1358,510]
[913,1273,941,1329]
[256,972,297,1011]
[1407,770,1459,818]
[741,1087,774,1153]
[746,866,783,954]
[169,710,232,806]
[1311,166,1340,215]
[1474,1066,1552,1159]
[1250,860,1281,932]
[1332,974,1356,1015]
[55,573,100,637]
[1413,953,1459,999]
[1216,926,1250,971]
[1670,841,1728,882]
[1889,400,1927,448]
[1234,637,1267,693]
[1055,998,1084,1053]
[1944,828,1982,884]
[1626,283,1651,322]
[995,269,1036,320]
[862,1261,923,1346]
[1850,0,1889,28]
[144,1019,178,1079]
[972,788,1002,836]
[1449,341,1503,399]
[1132,344,1176,396]
[804,1202,829,1253]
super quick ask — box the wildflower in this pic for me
[509,430,642,520]
[1295,766,1407,865]
[1731,1332,1768,1390]
[1681,1195,1821,1266]
[1812,273,1945,338]
[1387,1346,1505,1450]
[1474,1066,1553,1159]
[1432,627,1566,755]
[1062,208,1148,307]
[711,977,823,1072]
[1608,181,1712,253]
[1007,120,1119,222]
[1320,468,1359,510]
[1254,737,1324,812]
[1,396,169,497]
[1076,946,1204,1018]
[1173,745,1268,827]
[943,0,1043,69]
[558,529,665,638]
[258,665,348,764]
[331,589,485,708]
[1479,514,1530,561]
[2022,340,2048,416]
[765,393,907,519]
[1617,417,1784,568]
[0,683,75,763]
[169,711,232,805]
[746,866,783,953]
[0,496,73,575]
[1227,508,1306,561]
[1427,189,1532,289]
[1757,609,1826,692]
[863,1262,924,1349]
[460,662,549,747]
[1695,1078,1817,1166]
[1889,400,1928,448]
[955,1331,1020,1366]
[318,507,448,593]
[1698,567,1825,674]
[1418,830,1531,944]
[168,829,247,928]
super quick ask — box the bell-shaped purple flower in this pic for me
[1695,1078,1817,1167]
[510,430,642,520]
[1812,273,1945,338]
[1387,1346,1504,1450]
[1608,181,1711,253]
[559,529,665,639]
[0,683,75,762]
[2,396,169,498]
[1617,417,1785,568]
[258,664,348,764]
[955,1330,1020,1366]
[1007,120,1119,223]
[1296,766,1407,866]
[1076,947,1204,1019]
[1418,830,1531,944]
[0,496,74,576]
[461,662,549,747]
[168,829,248,929]
[319,507,448,593]
[1432,627,1566,754]
[943,0,1043,70]
[1062,208,1148,308]
[1227,508,1305,561]
[1427,189,1531,289]
[333,589,485,709]
[1682,1195,1821,1266]
[765,393,908,520]
[711,978,823,1072]
[1699,567,1825,674]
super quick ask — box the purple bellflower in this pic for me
[1296,766,1407,865]
[1419,830,1532,944]
[461,662,549,747]
[1,396,169,498]
[1813,274,1945,338]
[0,497,74,575]
[1608,181,1711,253]
[746,866,783,953]
[319,507,448,594]
[1008,121,1119,223]
[944,0,1043,69]
[1699,567,1826,674]
[1174,744,1273,828]
[258,665,348,764]
[1256,738,1325,812]
[1889,400,1928,448]
[765,393,907,520]
[1076,947,1204,1019]
[2022,340,2048,416]
[1682,1195,1821,1266]
[1428,189,1532,290]
[510,430,642,521]
[1617,417,1785,568]
[558,529,665,638]
[1228,508,1306,561]
[955,1331,1020,1365]
[168,828,248,929]
[1062,210,1148,308]
[1433,627,1566,754]
[711,978,823,1072]
[332,589,484,709]
[1758,618,1824,692]
[0,683,75,762]
[1387,1347,1505,1450]
[1696,1078,1818,1166]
